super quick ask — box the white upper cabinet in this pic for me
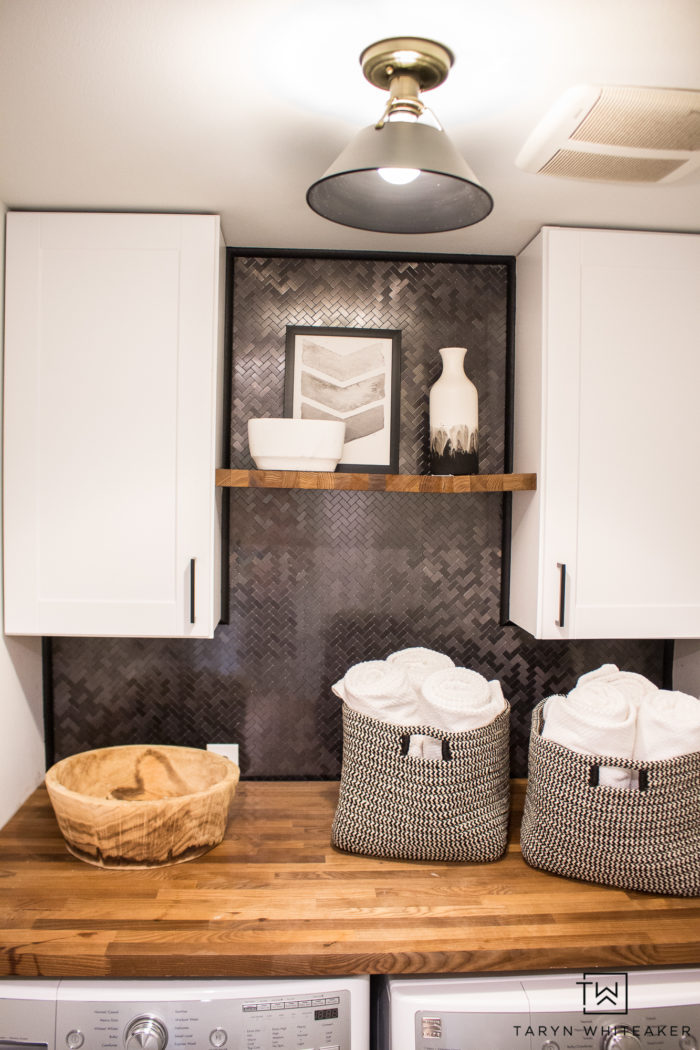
[3,212,225,638]
[510,226,700,640]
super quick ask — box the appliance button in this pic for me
[66,1031,85,1049]
[209,1029,227,1048]
[681,1036,698,1050]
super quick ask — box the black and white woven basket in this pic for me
[521,700,700,896]
[331,702,510,862]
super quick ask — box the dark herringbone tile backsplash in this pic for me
[51,255,665,776]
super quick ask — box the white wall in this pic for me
[0,205,45,829]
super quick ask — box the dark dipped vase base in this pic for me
[430,446,479,476]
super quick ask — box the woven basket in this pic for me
[331,702,510,862]
[521,700,700,896]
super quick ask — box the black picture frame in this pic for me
[284,325,401,473]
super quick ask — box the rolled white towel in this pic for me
[332,659,420,725]
[386,647,455,695]
[576,663,657,708]
[542,682,637,788]
[634,689,700,761]
[419,667,506,732]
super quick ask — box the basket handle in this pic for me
[400,734,452,761]
[589,763,648,791]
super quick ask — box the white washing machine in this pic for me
[0,975,370,1050]
[376,969,700,1050]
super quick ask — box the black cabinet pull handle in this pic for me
[555,562,566,627]
[190,558,196,624]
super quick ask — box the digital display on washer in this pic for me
[314,1007,339,1021]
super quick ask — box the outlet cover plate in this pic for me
[207,743,240,765]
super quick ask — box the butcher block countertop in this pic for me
[1,779,700,978]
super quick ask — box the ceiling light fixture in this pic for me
[306,37,493,234]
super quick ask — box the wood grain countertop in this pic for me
[1,779,699,978]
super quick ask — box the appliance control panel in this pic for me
[414,1004,700,1050]
[56,990,351,1050]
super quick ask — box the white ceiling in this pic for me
[1,0,699,255]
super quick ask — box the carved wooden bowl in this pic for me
[45,744,240,868]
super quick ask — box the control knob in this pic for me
[601,1027,641,1050]
[124,1016,168,1050]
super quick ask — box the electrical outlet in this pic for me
[207,743,239,765]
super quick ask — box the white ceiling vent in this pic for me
[516,85,700,183]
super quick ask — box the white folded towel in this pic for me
[332,659,420,725]
[576,663,657,708]
[419,667,506,732]
[634,689,700,761]
[386,647,455,694]
[542,682,637,788]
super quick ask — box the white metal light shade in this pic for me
[307,121,493,234]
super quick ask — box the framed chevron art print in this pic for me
[284,326,401,473]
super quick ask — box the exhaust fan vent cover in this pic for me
[517,84,700,183]
[540,150,686,182]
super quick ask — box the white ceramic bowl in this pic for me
[247,418,346,471]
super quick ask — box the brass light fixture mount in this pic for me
[361,36,453,89]
[306,35,493,234]
[361,37,454,127]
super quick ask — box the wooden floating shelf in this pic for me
[216,469,537,494]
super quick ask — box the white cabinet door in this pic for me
[510,226,700,639]
[3,212,225,638]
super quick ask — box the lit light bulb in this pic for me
[377,167,421,185]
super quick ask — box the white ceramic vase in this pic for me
[429,346,479,475]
